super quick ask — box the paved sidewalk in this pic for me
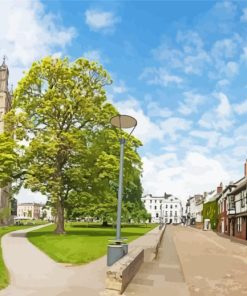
[124,225,190,296]
[0,224,160,296]
[172,226,247,296]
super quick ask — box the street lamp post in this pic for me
[107,114,137,266]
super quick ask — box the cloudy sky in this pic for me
[1,0,247,203]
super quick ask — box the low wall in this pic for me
[154,224,166,259]
[105,225,167,294]
[106,247,144,294]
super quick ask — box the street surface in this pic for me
[125,225,247,296]
[173,225,247,296]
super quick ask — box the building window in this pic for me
[155,200,157,203]
[229,195,235,210]
[150,206,152,209]
[170,211,172,216]
[175,211,177,217]
[150,200,152,203]
[237,217,242,232]
[165,218,168,223]
[175,205,177,208]
[154,206,157,210]
[160,200,162,203]
[166,204,168,208]
[174,218,177,223]
[156,213,159,218]
[165,211,168,217]
[241,191,245,207]
[170,205,173,209]
[160,205,162,210]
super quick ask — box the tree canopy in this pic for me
[5,57,146,233]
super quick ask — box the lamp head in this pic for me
[110,114,137,129]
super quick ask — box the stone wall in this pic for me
[106,247,144,294]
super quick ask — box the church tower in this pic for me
[0,57,12,225]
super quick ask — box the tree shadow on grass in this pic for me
[27,229,146,238]
[70,223,151,229]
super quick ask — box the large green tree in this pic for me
[7,57,143,234]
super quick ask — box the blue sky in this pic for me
[1,0,247,202]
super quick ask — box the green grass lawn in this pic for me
[0,225,31,290]
[27,223,157,264]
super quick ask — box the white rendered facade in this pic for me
[141,194,182,224]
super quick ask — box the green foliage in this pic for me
[0,134,17,187]
[202,200,218,230]
[6,56,143,233]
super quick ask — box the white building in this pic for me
[17,203,44,219]
[141,193,183,224]
[17,203,55,221]
[186,194,204,224]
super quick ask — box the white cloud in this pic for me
[153,31,210,76]
[241,46,247,62]
[160,117,192,139]
[0,0,76,85]
[140,67,183,87]
[178,91,206,115]
[240,8,247,22]
[142,152,230,199]
[199,92,233,131]
[146,101,172,118]
[111,80,128,94]
[211,37,240,60]
[234,99,247,115]
[216,79,230,88]
[190,130,220,148]
[83,50,106,64]
[216,92,231,117]
[113,98,164,144]
[85,9,120,33]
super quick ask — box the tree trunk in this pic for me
[55,201,66,234]
[102,220,108,227]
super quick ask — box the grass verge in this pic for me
[27,223,157,264]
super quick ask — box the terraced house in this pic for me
[0,58,12,225]
[227,161,247,241]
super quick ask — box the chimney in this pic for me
[245,160,247,177]
[217,182,223,194]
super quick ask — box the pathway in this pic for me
[0,224,159,296]
[124,225,190,296]
[172,225,247,296]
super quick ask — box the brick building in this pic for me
[217,182,236,235]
